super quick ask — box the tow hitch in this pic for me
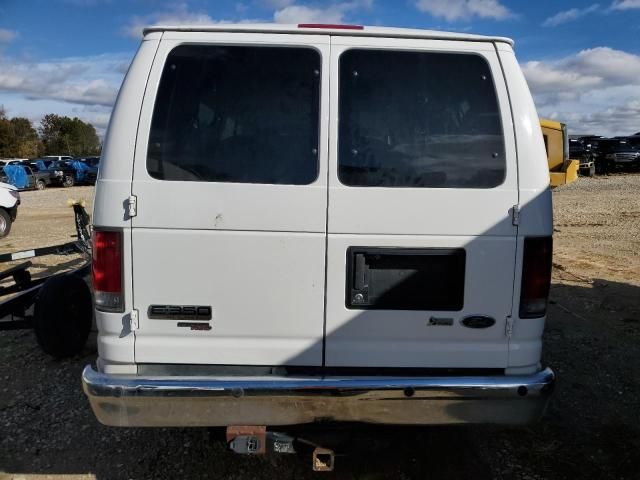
[226,426,336,471]
[312,447,335,472]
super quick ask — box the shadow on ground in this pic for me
[0,277,639,479]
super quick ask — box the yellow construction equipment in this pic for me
[540,118,579,187]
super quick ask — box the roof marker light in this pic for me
[298,24,364,30]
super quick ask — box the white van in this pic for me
[83,24,555,428]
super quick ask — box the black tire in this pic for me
[35,179,46,190]
[588,164,595,177]
[595,160,603,175]
[0,209,11,238]
[34,274,93,358]
[62,175,75,188]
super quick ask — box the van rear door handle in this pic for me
[354,253,369,291]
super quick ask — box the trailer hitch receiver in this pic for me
[313,447,335,472]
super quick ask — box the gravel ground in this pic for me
[553,173,640,285]
[1,176,639,479]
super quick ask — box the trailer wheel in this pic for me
[0,209,11,238]
[34,274,92,358]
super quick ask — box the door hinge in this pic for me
[511,204,520,226]
[127,195,137,218]
[130,309,139,331]
[505,316,514,338]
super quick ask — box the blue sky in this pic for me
[1,0,639,137]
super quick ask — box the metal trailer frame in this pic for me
[0,202,91,330]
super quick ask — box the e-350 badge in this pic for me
[148,305,212,320]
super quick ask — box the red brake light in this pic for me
[92,230,123,312]
[519,236,552,318]
[298,24,364,30]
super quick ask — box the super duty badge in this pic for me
[148,305,212,320]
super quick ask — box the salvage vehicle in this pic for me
[82,24,555,462]
[589,138,615,174]
[569,138,595,177]
[71,157,100,185]
[575,136,604,174]
[626,135,640,149]
[22,163,54,190]
[540,119,579,187]
[0,181,20,237]
[1,164,51,190]
[44,155,73,162]
[32,158,76,187]
[606,139,640,170]
[83,156,100,177]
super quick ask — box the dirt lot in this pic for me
[1,176,639,479]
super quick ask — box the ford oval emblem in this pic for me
[461,315,496,329]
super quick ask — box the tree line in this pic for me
[0,107,101,159]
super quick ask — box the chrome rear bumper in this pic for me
[82,365,554,427]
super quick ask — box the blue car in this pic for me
[73,157,100,185]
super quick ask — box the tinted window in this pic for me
[338,50,506,188]
[148,45,321,184]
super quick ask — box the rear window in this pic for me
[338,49,506,188]
[147,45,321,185]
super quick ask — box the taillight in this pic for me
[92,230,123,312]
[519,236,552,318]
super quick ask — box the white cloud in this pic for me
[273,0,372,24]
[542,4,600,27]
[523,47,640,94]
[414,0,512,22]
[522,47,640,136]
[123,2,266,38]
[543,100,640,136]
[0,28,17,44]
[274,5,344,23]
[611,0,640,9]
[124,3,216,39]
[0,52,126,137]
[70,106,112,135]
[0,53,128,109]
[123,1,373,38]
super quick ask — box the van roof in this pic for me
[143,24,514,46]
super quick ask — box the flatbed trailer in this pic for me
[0,202,94,357]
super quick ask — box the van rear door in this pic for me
[324,37,519,368]
[131,33,330,366]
